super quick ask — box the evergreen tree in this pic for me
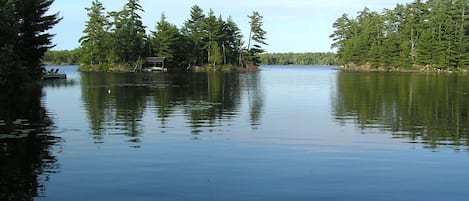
[223,17,243,65]
[246,11,267,67]
[330,14,352,63]
[79,0,111,66]
[77,3,264,71]
[14,0,62,81]
[0,0,19,84]
[151,13,182,63]
[203,10,224,67]
[112,0,146,63]
[0,0,60,85]
[331,0,469,70]
[450,0,469,68]
[182,5,206,66]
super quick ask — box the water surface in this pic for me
[1,65,469,201]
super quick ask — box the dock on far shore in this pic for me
[142,57,167,72]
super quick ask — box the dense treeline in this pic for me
[44,50,340,66]
[260,52,339,65]
[43,49,81,65]
[331,0,469,70]
[0,0,61,86]
[79,0,267,72]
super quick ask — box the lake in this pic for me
[1,65,469,201]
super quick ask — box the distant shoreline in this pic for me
[341,64,469,73]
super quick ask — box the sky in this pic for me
[49,0,412,53]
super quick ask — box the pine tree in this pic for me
[79,0,111,66]
[452,0,469,68]
[223,17,243,65]
[246,11,267,67]
[0,0,60,85]
[203,10,224,67]
[330,14,351,55]
[112,0,146,63]
[152,13,182,63]
[14,0,62,81]
[0,0,19,84]
[77,3,261,71]
[331,0,469,70]
[182,5,206,66]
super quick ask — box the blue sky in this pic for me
[49,0,411,53]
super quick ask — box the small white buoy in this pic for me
[107,89,111,94]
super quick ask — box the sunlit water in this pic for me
[2,66,469,200]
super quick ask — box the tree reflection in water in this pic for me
[81,72,263,143]
[334,72,469,150]
[0,86,60,200]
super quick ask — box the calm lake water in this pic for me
[2,65,469,200]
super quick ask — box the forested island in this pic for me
[42,0,340,68]
[77,0,267,72]
[331,0,469,71]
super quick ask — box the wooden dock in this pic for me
[42,68,67,79]
[142,57,167,72]
[42,73,66,79]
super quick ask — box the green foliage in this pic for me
[203,11,224,67]
[245,11,267,67]
[0,0,61,86]
[79,0,110,65]
[80,0,146,71]
[111,0,146,63]
[79,3,259,71]
[151,13,182,63]
[331,0,469,70]
[223,17,244,66]
[181,5,206,66]
[0,0,19,84]
[260,52,339,66]
[43,49,81,65]
[180,7,244,68]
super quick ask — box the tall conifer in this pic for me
[246,11,267,67]
[0,0,60,85]
[80,0,110,66]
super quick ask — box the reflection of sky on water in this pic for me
[31,65,469,201]
[256,66,406,152]
[41,65,469,152]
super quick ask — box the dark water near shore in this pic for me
[2,65,469,200]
